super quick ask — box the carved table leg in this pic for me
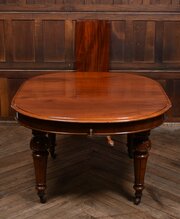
[48,133,56,159]
[127,134,135,159]
[30,130,49,203]
[133,131,151,205]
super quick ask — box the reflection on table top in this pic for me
[11,72,171,123]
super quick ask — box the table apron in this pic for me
[16,113,165,135]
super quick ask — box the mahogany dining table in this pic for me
[11,72,171,205]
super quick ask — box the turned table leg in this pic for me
[48,133,56,159]
[30,130,49,203]
[133,131,151,205]
[127,134,135,159]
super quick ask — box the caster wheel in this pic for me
[38,192,47,204]
[134,196,141,205]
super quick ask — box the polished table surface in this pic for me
[11,72,171,205]
[12,72,171,123]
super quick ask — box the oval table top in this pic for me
[11,72,171,123]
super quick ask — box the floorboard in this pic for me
[0,124,179,219]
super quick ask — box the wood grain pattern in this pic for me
[75,20,110,72]
[11,72,171,123]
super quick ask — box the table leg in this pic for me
[48,133,56,159]
[133,131,151,205]
[127,134,135,158]
[30,130,49,203]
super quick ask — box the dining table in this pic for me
[11,71,171,204]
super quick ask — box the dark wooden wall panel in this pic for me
[55,0,64,3]
[0,78,26,119]
[12,20,35,62]
[173,80,180,118]
[0,18,70,69]
[0,78,9,117]
[111,20,156,64]
[43,20,65,62]
[27,0,51,3]
[109,19,180,70]
[64,0,85,3]
[111,21,125,62]
[8,78,25,116]
[86,0,114,3]
[163,22,180,62]
[133,21,147,62]
[1,1,180,12]
[133,21,155,62]
[0,20,5,62]
[143,21,155,62]
[151,0,172,4]
[0,0,177,4]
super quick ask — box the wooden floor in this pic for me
[0,124,180,219]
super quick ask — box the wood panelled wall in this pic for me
[0,1,180,121]
[0,1,180,12]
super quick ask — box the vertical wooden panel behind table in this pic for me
[0,78,9,117]
[43,20,65,62]
[12,20,35,62]
[75,20,110,72]
[0,20,5,62]
[75,20,110,105]
[163,22,180,62]
[111,21,125,63]
[133,21,155,62]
